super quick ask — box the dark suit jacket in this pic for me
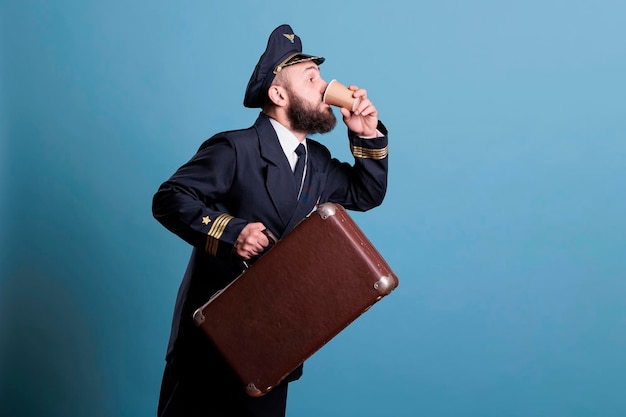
[152,112,389,384]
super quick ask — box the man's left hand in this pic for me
[340,86,379,138]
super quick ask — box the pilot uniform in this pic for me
[153,24,389,417]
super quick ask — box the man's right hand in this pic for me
[234,222,271,260]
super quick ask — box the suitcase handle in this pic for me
[261,228,278,245]
[240,228,278,269]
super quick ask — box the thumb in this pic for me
[340,107,352,121]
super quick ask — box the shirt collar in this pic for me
[269,117,307,156]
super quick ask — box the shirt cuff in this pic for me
[358,129,385,139]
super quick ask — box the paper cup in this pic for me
[323,79,360,111]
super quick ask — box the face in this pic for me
[281,63,337,134]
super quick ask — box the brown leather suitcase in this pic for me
[192,202,399,397]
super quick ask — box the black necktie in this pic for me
[293,143,306,196]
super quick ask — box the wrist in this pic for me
[358,129,383,139]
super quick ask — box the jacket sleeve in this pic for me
[323,121,389,211]
[152,136,248,259]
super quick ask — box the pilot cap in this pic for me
[243,24,325,108]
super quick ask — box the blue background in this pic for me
[2,1,625,416]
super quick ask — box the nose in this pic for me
[321,79,329,95]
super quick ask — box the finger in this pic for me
[350,87,367,99]
[358,100,378,118]
[243,233,267,253]
[235,246,250,259]
[352,98,369,115]
[252,242,265,254]
[358,104,377,118]
[258,233,270,248]
[240,243,259,259]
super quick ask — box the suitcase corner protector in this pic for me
[315,202,342,219]
[245,383,266,397]
[374,275,397,296]
[192,308,205,326]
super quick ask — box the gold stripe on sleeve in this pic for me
[350,144,388,160]
[205,213,234,256]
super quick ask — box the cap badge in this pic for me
[283,33,295,43]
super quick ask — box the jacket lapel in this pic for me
[255,115,298,226]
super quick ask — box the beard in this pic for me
[286,89,337,134]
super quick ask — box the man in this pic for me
[152,24,389,416]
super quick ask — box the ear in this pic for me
[267,84,288,107]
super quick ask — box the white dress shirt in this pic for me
[269,118,308,174]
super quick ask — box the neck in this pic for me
[263,109,307,142]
